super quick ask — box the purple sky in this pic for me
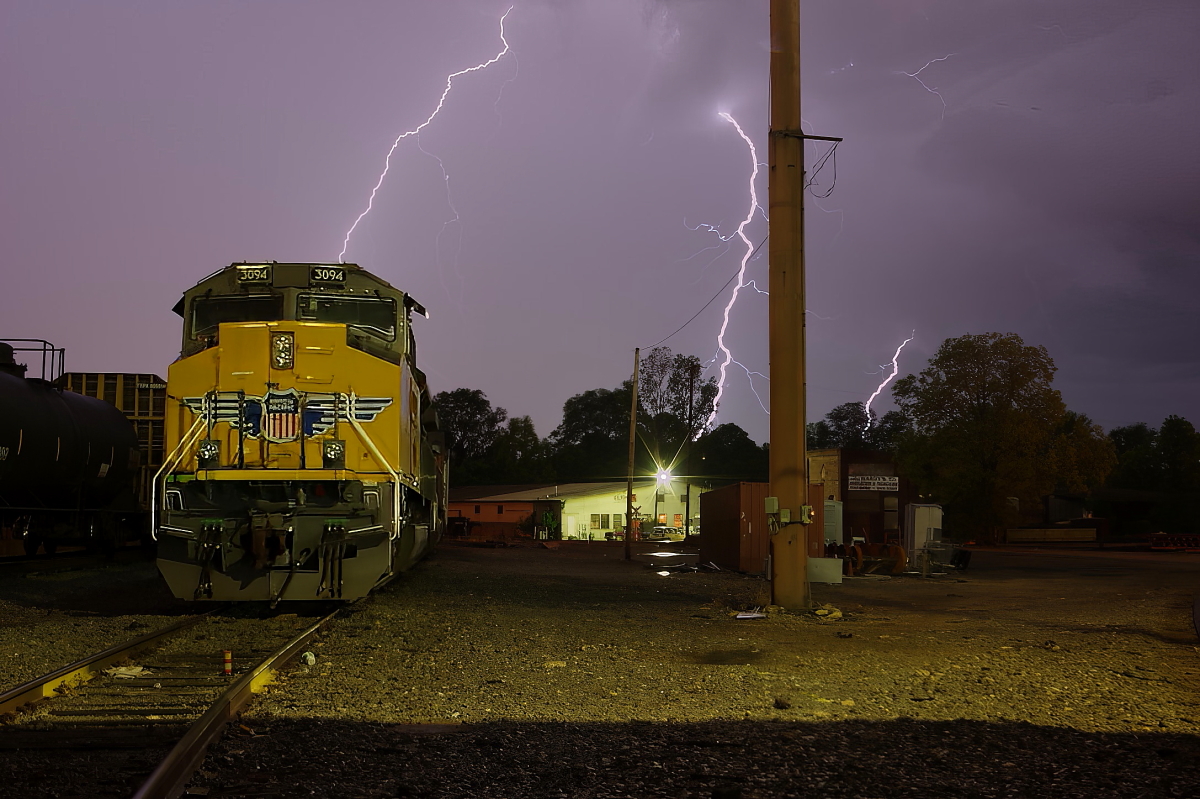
[3,1,1196,444]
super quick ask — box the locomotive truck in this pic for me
[154,262,448,602]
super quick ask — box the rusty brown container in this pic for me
[699,482,771,574]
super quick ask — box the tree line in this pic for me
[806,332,1198,540]
[432,347,767,488]
[434,334,1199,541]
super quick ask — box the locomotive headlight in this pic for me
[198,439,220,468]
[322,439,346,469]
[271,332,294,370]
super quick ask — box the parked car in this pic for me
[647,526,685,542]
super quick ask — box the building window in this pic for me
[474,505,481,514]
[674,514,683,527]
[658,514,667,524]
[497,505,504,515]
[590,514,601,529]
[600,514,610,529]
[613,513,622,529]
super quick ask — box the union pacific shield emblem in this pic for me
[263,390,301,442]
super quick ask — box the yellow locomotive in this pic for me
[154,262,446,602]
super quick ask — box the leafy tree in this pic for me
[431,388,508,485]
[549,384,645,481]
[806,420,836,450]
[552,386,632,447]
[1104,416,1200,533]
[1156,415,1200,494]
[1047,411,1117,496]
[694,423,769,482]
[482,416,551,484]
[1106,422,1159,489]
[891,332,1113,540]
[637,347,718,468]
[870,410,911,453]
[807,402,909,452]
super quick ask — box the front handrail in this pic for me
[150,409,208,541]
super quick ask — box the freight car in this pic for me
[154,262,448,602]
[0,341,142,556]
[57,371,166,513]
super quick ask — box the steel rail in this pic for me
[0,611,217,716]
[132,608,341,799]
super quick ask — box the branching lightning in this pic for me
[898,53,956,120]
[415,132,467,306]
[337,6,514,264]
[705,112,760,431]
[732,357,770,415]
[863,332,915,432]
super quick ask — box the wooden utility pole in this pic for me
[768,0,810,608]
[683,361,697,537]
[624,347,640,561]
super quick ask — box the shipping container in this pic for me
[700,482,831,574]
[699,482,771,573]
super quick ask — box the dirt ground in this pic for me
[187,541,1200,798]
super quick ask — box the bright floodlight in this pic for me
[656,470,671,484]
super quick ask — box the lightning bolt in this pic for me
[337,6,514,264]
[898,54,956,120]
[863,332,915,432]
[705,112,760,431]
[415,132,468,308]
[729,356,770,415]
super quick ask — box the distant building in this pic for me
[447,479,704,541]
[808,448,917,544]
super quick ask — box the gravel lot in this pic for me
[187,542,1200,798]
[0,551,191,691]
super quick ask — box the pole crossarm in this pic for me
[772,131,844,142]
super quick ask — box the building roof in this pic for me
[449,480,662,503]
[446,484,554,502]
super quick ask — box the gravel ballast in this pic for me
[190,543,1200,798]
[0,552,191,691]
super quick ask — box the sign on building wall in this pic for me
[847,475,899,491]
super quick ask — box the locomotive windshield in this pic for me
[192,295,285,339]
[297,295,397,341]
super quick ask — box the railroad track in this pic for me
[0,606,340,798]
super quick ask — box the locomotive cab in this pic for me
[155,263,446,602]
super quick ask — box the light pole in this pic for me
[653,469,670,531]
[625,348,640,561]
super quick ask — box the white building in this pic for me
[447,479,704,540]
